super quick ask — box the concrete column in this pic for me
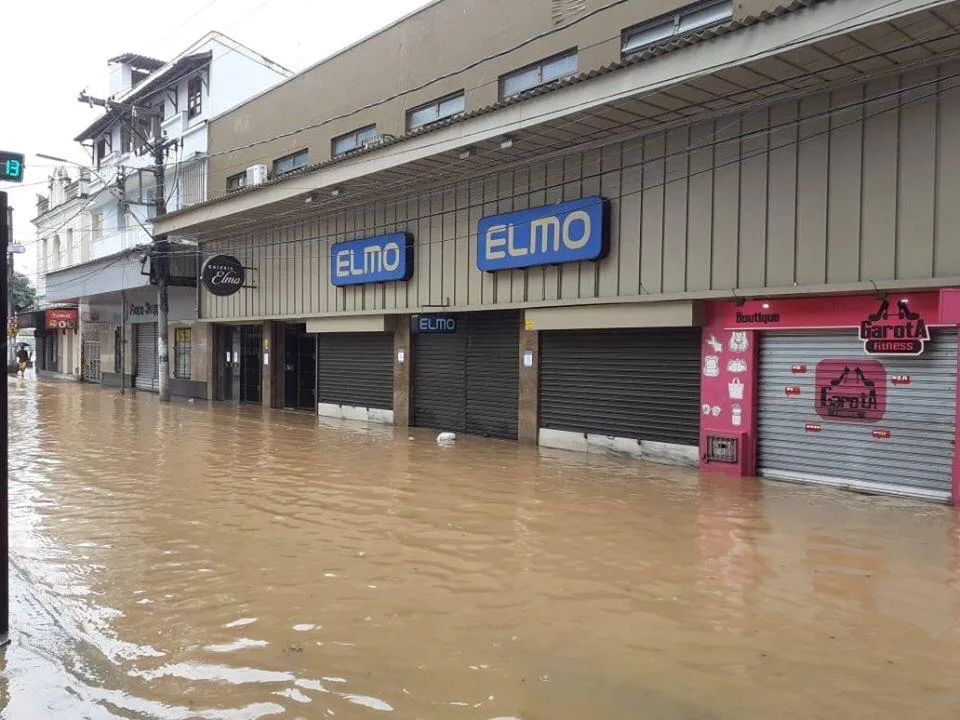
[518,325,539,445]
[393,316,411,427]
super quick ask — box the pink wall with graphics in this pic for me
[699,291,960,503]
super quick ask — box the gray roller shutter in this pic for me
[758,330,957,501]
[413,332,466,432]
[135,323,159,392]
[539,329,701,446]
[413,312,520,440]
[317,332,393,410]
[465,312,519,439]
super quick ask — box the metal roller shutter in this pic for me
[135,323,159,392]
[465,312,519,439]
[317,333,393,410]
[413,332,466,433]
[758,330,957,500]
[540,329,701,446]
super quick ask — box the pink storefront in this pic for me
[699,289,960,504]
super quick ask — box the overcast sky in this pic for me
[3,0,428,283]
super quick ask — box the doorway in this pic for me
[283,324,317,411]
[220,325,262,403]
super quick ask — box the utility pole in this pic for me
[78,93,171,401]
[0,190,10,646]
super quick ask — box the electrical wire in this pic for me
[139,71,960,268]
[203,0,941,177]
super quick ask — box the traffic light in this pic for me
[0,151,24,183]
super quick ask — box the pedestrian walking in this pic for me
[16,344,30,378]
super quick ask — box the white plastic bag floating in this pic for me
[728,377,744,400]
[436,432,456,444]
[729,331,749,352]
[703,355,720,377]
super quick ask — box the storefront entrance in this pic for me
[412,311,520,440]
[220,325,262,404]
[283,324,317,411]
[757,329,958,500]
[135,323,159,392]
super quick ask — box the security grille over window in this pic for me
[621,0,733,56]
[706,435,739,463]
[552,0,586,26]
[174,328,192,380]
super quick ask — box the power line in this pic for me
[143,72,958,267]
[200,0,935,179]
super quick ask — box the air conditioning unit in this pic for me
[246,164,269,186]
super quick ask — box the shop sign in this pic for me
[412,314,457,333]
[477,196,608,272]
[201,254,246,297]
[45,308,77,330]
[330,233,413,287]
[859,299,929,355]
[815,359,887,423]
[127,301,158,324]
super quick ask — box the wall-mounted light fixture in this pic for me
[499,135,515,150]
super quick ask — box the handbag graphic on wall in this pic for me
[728,377,744,400]
[729,331,749,352]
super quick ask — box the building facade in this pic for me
[35,32,291,395]
[155,0,960,503]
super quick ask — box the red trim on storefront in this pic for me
[954,331,960,506]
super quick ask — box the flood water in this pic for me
[2,378,960,719]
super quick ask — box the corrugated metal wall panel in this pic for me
[200,67,960,323]
[758,331,957,498]
[316,332,393,410]
[539,329,701,446]
[413,332,467,433]
[465,312,520,440]
[135,324,158,392]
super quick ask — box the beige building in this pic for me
[156,0,960,503]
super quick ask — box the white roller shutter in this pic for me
[758,330,957,501]
[135,323,159,392]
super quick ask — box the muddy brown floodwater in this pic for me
[1,379,960,719]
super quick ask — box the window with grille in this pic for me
[174,328,192,379]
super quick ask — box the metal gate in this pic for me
[413,312,519,439]
[539,329,701,446]
[82,332,101,383]
[135,323,159,392]
[316,333,393,410]
[758,330,958,500]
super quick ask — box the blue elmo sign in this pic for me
[330,233,413,287]
[476,196,607,273]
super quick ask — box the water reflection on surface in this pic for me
[2,379,960,719]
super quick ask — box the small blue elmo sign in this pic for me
[476,196,608,272]
[330,233,413,287]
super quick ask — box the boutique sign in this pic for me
[331,233,413,287]
[477,197,608,272]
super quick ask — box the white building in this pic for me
[34,32,291,392]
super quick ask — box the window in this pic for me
[272,150,309,176]
[227,172,247,192]
[500,50,578,99]
[91,211,103,241]
[407,92,466,131]
[622,0,733,56]
[120,125,133,154]
[174,328,192,379]
[187,76,202,118]
[96,138,108,167]
[332,125,378,157]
